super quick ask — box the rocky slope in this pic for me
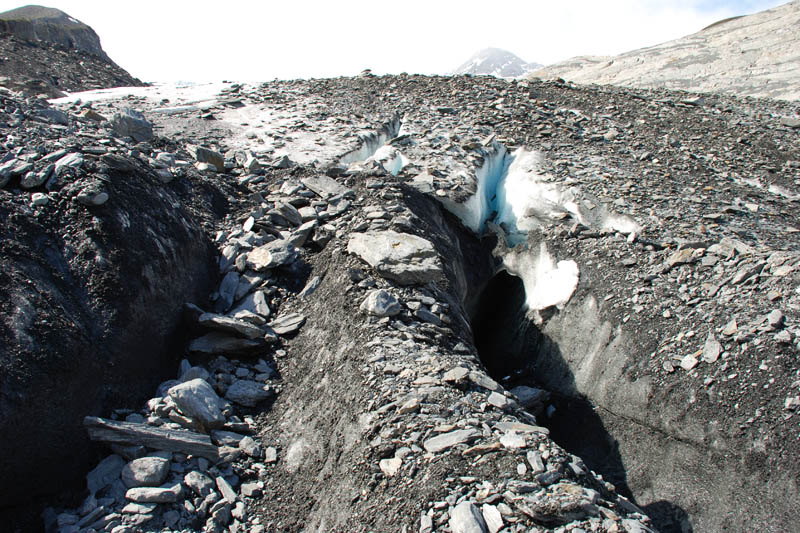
[454,48,542,78]
[0,5,143,97]
[530,1,800,101]
[0,72,798,533]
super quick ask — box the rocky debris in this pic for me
[7,69,797,533]
[0,87,227,518]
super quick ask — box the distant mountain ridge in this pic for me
[530,1,800,101]
[454,48,542,78]
[0,4,143,96]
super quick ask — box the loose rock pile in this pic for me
[2,72,797,532]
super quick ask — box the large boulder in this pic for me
[111,108,153,142]
[347,230,444,285]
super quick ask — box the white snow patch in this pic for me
[366,145,407,176]
[503,241,579,313]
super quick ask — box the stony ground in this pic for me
[0,33,143,97]
[0,72,798,533]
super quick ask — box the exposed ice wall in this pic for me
[339,117,405,174]
[441,143,640,313]
[439,142,510,232]
[445,145,640,243]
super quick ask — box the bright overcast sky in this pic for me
[0,0,790,82]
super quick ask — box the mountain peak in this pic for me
[454,48,542,78]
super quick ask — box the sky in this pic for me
[0,0,791,82]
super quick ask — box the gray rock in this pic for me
[187,145,225,172]
[188,332,264,355]
[347,231,443,285]
[37,108,69,125]
[423,429,480,453]
[125,485,179,504]
[239,436,262,458]
[54,152,83,176]
[184,471,215,497]
[481,504,504,533]
[298,276,322,299]
[216,271,239,313]
[76,188,109,207]
[121,457,170,488]
[702,334,722,363]
[414,307,441,326]
[216,476,237,504]
[246,240,298,271]
[510,386,547,409]
[183,470,214,498]
[225,380,275,407]
[111,108,153,142]
[198,313,264,339]
[360,289,402,317]
[768,309,785,329]
[276,202,303,226]
[301,175,353,199]
[288,220,317,247]
[167,378,226,431]
[86,454,125,494]
[21,163,53,188]
[230,290,271,318]
[449,501,488,533]
[269,313,306,335]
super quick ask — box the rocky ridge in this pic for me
[0,5,143,97]
[530,0,800,101]
[0,71,798,532]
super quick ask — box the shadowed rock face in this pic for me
[531,1,800,101]
[0,5,143,97]
[0,5,108,60]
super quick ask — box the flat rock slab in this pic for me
[423,428,480,453]
[269,313,306,335]
[84,417,219,460]
[301,175,353,199]
[125,485,179,504]
[347,231,444,285]
[167,378,226,431]
[188,332,264,355]
[198,313,264,339]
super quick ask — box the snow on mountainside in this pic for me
[530,0,800,101]
[454,47,542,78]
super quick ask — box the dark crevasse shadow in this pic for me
[470,269,693,533]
